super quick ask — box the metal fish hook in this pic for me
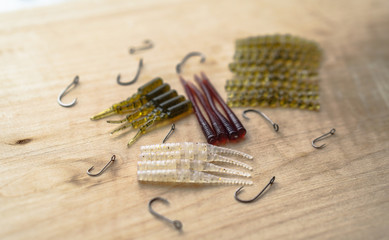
[117,58,143,86]
[148,197,183,231]
[87,155,116,177]
[129,40,153,54]
[242,109,279,132]
[312,128,336,149]
[235,176,275,203]
[176,52,206,74]
[162,124,175,143]
[57,76,79,107]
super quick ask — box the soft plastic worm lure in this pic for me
[180,76,217,144]
[140,151,253,170]
[127,100,192,146]
[110,95,186,135]
[137,169,253,185]
[194,74,239,140]
[140,142,253,160]
[188,81,228,144]
[90,77,163,120]
[200,72,247,139]
[118,83,171,111]
[137,159,251,177]
[107,90,178,124]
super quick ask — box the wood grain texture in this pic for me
[0,0,388,239]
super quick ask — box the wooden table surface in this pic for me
[1,0,388,239]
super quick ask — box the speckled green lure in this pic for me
[226,34,323,111]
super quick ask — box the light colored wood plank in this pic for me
[0,0,388,239]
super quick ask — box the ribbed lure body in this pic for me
[137,169,253,185]
[139,151,253,170]
[137,159,251,177]
[140,142,253,160]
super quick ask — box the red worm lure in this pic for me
[201,72,246,139]
[180,76,217,144]
[194,74,239,140]
[188,82,229,144]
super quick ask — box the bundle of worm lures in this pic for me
[90,77,192,146]
[180,72,246,145]
[137,142,254,185]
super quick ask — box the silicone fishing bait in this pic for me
[90,77,163,120]
[139,151,253,170]
[110,95,186,135]
[140,142,253,160]
[107,89,178,124]
[127,100,192,146]
[137,169,253,185]
[137,159,251,177]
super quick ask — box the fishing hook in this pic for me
[129,40,153,54]
[162,124,175,143]
[148,197,183,231]
[176,52,206,74]
[242,109,279,132]
[57,76,79,107]
[312,128,336,149]
[235,176,275,203]
[87,155,116,177]
[117,58,143,86]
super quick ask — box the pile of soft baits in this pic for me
[90,77,192,146]
[180,73,246,145]
[137,142,254,185]
[226,34,323,111]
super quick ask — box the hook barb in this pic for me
[57,76,79,107]
[242,109,279,132]
[87,155,116,177]
[312,128,336,149]
[235,176,275,203]
[117,58,143,86]
[162,124,175,143]
[129,40,153,54]
[148,197,183,231]
[176,52,206,74]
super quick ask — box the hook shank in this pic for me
[129,40,153,54]
[148,197,183,230]
[57,76,79,107]
[312,128,336,149]
[242,109,279,132]
[87,155,116,177]
[235,176,275,203]
[176,52,206,74]
[117,58,143,86]
[162,124,175,143]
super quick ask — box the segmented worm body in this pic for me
[91,77,163,120]
[201,72,247,139]
[137,169,253,185]
[140,151,253,170]
[180,76,217,144]
[140,142,253,160]
[194,75,239,140]
[137,159,251,177]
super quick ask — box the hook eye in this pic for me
[312,128,336,149]
[235,176,275,203]
[87,155,116,177]
[148,197,183,231]
[129,40,153,54]
[242,109,279,132]
[58,76,79,107]
[176,52,206,74]
[117,58,143,86]
[162,124,175,143]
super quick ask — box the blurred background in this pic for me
[0,0,67,12]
